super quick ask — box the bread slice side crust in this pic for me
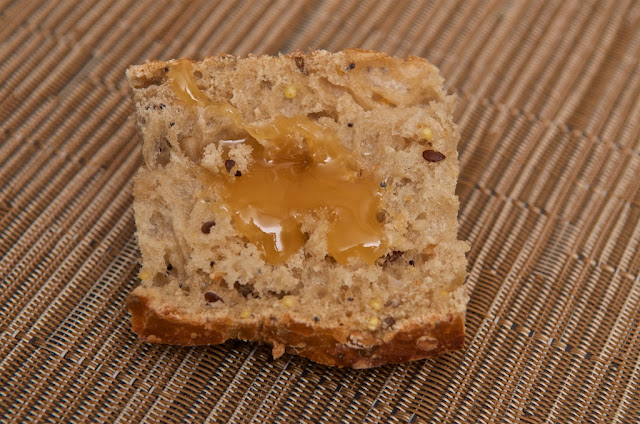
[128,286,464,368]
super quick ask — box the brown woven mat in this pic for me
[1,0,639,422]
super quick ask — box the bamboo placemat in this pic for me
[1,0,639,422]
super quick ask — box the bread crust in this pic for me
[128,288,464,368]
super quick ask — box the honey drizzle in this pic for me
[169,60,386,264]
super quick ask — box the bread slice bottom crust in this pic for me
[128,286,464,368]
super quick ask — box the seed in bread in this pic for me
[125,49,468,368]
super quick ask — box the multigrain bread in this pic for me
[126,49,468,368]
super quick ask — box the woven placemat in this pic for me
[1,0,639,422]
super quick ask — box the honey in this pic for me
[170,60,386,264]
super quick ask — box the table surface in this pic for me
[1,0,639,422]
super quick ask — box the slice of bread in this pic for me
[125,49,468,368]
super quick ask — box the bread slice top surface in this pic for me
[126,49,468,356]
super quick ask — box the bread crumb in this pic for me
[272,342,285,358]
[146,335,162,343]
